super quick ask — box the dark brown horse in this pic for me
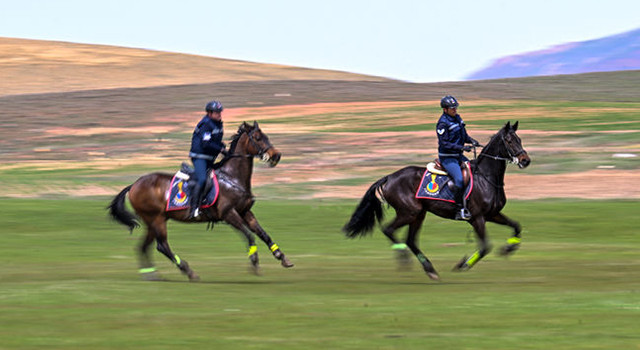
[343,121,530,280]
[109,121,293,281]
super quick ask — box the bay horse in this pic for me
[343,121,530,280]
[109,121,293,281]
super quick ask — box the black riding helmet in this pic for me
[440,95,459,109]
[205,100,224,113]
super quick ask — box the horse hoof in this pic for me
[188,272,200,282]
[141,272,165,281]
[499,243,520,256]
[452,257,469,272]
[281,256,294,268]
[426,272,440,281]
[250,265,262,276]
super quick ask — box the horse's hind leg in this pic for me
[405,212,440,280]
[382,211,419,269]
[149,216,199,281]
[487,212,522,256]
[137,227,162,281]
[243,210,294,268]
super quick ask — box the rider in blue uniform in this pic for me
[188,100,227,219]
[436,95,480,220]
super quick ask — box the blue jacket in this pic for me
[436,113,473,158]
[189,116,224,160]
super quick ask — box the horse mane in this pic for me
[479,126,506,156]
[470,124,508,171]
[213,122,251,170]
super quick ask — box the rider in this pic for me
[436,95,480,220]
[188,100,227,219]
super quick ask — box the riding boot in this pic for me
[188,183,203,219]
[454,187,471,221]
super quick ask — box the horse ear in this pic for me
[513,121,519,131]
[504,121,511,130]
[253,120,259,129]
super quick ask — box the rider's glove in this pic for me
[470,138,481,147]
[462,145,473,152]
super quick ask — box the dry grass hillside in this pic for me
[0,37,390,96]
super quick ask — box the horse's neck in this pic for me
[220,154,253,189]
[477,144,507,186]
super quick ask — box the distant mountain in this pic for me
[467,28,640,80]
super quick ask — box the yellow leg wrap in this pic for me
[174,254,181,265]
[270,244,279,252]
[139,267,157,274]
[466,251,481,267]
[507,237,521,245]
[248,245,258,256]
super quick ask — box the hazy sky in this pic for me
[2,0,639,82]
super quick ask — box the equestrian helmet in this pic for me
[205,100,224,113]
[440,95,459,109]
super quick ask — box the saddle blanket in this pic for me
[166,170,219,211]
[415,162,473,202]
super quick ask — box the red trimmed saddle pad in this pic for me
[166,170,219,211]
[415,162,473,202]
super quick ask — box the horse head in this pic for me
[235,121,282,167]
[500,121,531,168]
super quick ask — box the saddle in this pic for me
[427,159,471,187]
[179,162,215,196]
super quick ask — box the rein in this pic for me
[477,134,523,166]
[473,133,523,189]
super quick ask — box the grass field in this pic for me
[2,198,639,349]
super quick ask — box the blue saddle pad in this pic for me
[166,171,219,211]
[415,163,473,202]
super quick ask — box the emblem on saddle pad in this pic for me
[166,170,219,211]
[415,162,473,202]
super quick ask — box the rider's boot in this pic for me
[188,183,203,219]
[453,186,471,221]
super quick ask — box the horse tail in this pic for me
[108,185,139,234]
[342,177,387,238]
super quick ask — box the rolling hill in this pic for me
[0,37,390,96]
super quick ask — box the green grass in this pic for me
[1,198,639,349]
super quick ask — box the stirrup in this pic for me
[455,207,471,221]
[189,207,200,219]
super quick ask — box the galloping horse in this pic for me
[343,121,530,280]
[109,121,293,281]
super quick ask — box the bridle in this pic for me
[226,127,274,159]
[246,128,274,161]
[478,133,525,166]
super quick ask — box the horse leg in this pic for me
[453,216,492,271]
[487,212,522,256]
[405,211,440,280]
[382,211,419,269]
[137,226,161,281]
[223,209,260,274]
[151,217,199,281]
[243,210,294,268]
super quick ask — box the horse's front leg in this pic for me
[223,209,260,274]
[243,210,294,268]
[453,216,492,271]
[487,212,522,256]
